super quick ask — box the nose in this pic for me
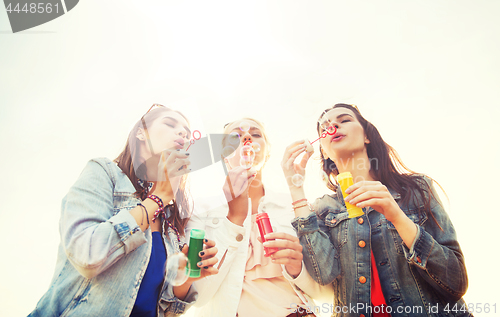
[177,128,189,140]
[241,133,252,144]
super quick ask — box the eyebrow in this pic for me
[336,113,354,119]
[231,127,261,133]
[165,116,191,137]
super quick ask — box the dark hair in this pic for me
[114,106,192,235]
[317,103,443,229]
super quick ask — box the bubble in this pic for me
[239,121,251,132]
[251,142,261,153]
[228,132,240,146]
[222,146,236,159]
[320,170,330,183]
[165,252,191,287]
[258,196,266,213]
[291,174,304,187]
[240,144,255,161]
[240,157,253,169]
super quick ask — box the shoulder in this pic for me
[76,158,131,191]
[312,193,343,217]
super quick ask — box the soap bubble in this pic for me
[165,252,191,287]
[291,174,304,187]
[240,157,253,169]
[320,170,330,183]
[239,121,251,132]
[251,142,261,153]
[222,146,236,159]
[240,144,255,161]
[228,132,240,146]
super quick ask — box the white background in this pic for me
[1,1,499,316]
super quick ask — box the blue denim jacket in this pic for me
[28,158,197,317]
[292,176,471,317]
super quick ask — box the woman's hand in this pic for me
[150,150,190,202]
[223,166,257,226]
[261,232,303,278]
[173,238,219,300]
[181,238,219,280]
[344,181,418,248]
[344,181,402,222]
[281,140,312,189]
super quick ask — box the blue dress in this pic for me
[130,231,167,317]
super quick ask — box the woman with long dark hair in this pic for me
[28,105,218,317]
[281,104,470,316]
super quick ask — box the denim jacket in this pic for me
[28,158,197,317]
[292,176,471,317]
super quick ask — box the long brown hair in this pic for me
[318,103,443,229]
[114,106,192,235]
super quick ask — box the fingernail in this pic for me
[176,149,180,151]
[204,238,208,243]
[185,153,190,156]
[263,242,269,246]
[199,251,205,256]
[203,266,208,270]
[197,261,203,267]
[344,195,350,202]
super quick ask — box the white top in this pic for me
[187,189,334,317]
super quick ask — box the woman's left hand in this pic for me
[344,181,403,223]
[261,232,303,277]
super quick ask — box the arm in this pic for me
[402,178,468,301]
[282,261,335,303]
[61,159,147,279]
[291,210,341,286]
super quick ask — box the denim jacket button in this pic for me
[358,240,366,248]
[331,219,337,224]
[357,218,364,224]
[416,256,422,263]
[359,276,367,284]
[236,234,243,242]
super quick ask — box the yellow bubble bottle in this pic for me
[337,172,365,218]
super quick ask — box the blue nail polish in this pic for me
[203,266,208,269]
[199,251,205,256]
[197,261,203,267]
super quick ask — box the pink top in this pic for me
[236,214,304,317]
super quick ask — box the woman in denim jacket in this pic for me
[281,104,470,317]
[28,105,218,317]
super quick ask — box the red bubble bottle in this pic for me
[256,212,279,257]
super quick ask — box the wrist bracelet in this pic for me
[292,198,307,206]
[147,195,164,209]
[137,203,149,225]
[293,202,314,212]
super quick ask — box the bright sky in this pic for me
[1,1,499,316]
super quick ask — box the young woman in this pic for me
[281,104,470,317]
[188,118,333,317]
[28,105,218,317]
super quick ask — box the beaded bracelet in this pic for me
[147,195,164,209]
